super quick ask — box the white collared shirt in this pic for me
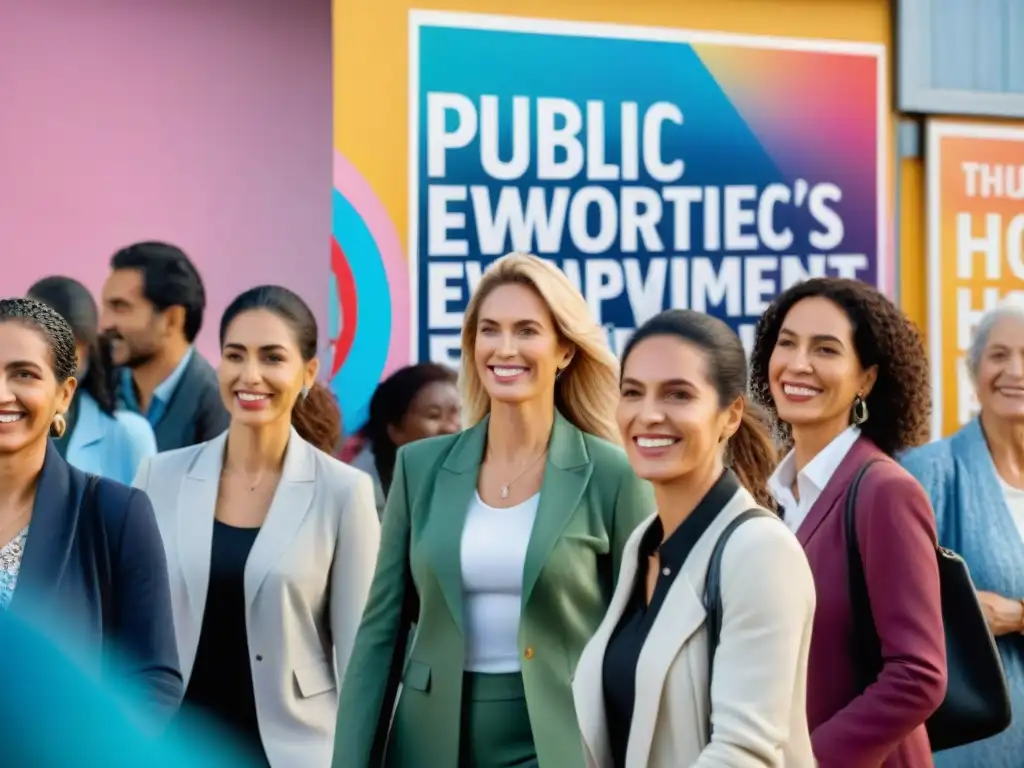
[768,425,862,534]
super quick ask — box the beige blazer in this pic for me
[573,487,817,768]
[133,428,381,767]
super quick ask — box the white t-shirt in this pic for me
[998,476,1024,543]
[460,491,540,673]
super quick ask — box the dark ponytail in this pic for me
[291,381,342,455]
[622,309,779,511]
[27,276,117,414]
[221,285,341,454]
[727,401,778,511]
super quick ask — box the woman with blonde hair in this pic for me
[333,253,654,768]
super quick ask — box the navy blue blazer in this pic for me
[151,351,228,452]
[9,441,183,724]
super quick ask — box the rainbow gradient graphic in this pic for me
[692,42,882,234]
[329,152,408,435]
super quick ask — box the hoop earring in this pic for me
[851,394,869,425]
[50,413,67,439]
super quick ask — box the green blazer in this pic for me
[332,412,654,768]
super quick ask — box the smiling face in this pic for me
[976,313,1024,422]
[218,309,318,430]
[99,269,169,368]
[0,322,76,456]
[387,380,461,447]
[473,282,572,408]
[617,335,741,483]
[768,296,877,438]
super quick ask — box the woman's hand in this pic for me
[977,590,1024,636]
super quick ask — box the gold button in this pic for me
[524,647,534,660]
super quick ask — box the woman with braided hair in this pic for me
[0,296,182,726]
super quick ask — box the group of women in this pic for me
[0,284,380,766]
[0,252,1022,767]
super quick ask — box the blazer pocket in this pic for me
[403,660,432,693]
[294,660,337,698]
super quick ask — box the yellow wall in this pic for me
[899,155,926,330]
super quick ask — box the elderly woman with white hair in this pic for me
[901,299,1024,766]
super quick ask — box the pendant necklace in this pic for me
[225,466,264,492]
[497,449,547,499]
[244,469,264,492]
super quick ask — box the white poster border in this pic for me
[408,10,889,363]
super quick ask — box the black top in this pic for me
[182,520,268,765]
[601,470,740,767]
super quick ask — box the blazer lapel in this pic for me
[522,412,592,607]
[796,437,876,548]
[574,515,652,768]
[154,354,200,445]
[244,428,317,607]
[429,418,489,636]
[178,433,226,628]
[624,499,748,768]
[10,442,77,614]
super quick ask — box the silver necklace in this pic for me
[495,450,547,499]
[225,467,265,492]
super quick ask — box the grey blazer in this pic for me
[133,428,381,767]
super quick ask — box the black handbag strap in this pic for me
[703,507,777,735]
[844,459,885,690]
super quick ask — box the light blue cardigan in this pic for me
[901,418,1024,767]
[65,391,157,486]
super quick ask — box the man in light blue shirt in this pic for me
[100,242,229,451]
[119,345,195,428]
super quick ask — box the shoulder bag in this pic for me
[845,460,1011,751]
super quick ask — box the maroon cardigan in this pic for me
[797,437,947,767]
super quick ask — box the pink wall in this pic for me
[0,0,332,360]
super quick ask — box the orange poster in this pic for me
[927,122,1024,439]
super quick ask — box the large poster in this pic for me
[926,121,1024,439]
[411,12,886,365]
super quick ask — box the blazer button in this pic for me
[524,647,534,660]
[255,654,263,662]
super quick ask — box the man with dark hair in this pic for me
[99,241,229,451]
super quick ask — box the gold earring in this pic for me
[50,413,67,439]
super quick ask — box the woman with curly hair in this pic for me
[750,277,946,767]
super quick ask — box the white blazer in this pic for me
[133,428,381,767]
[573,487,817,768]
